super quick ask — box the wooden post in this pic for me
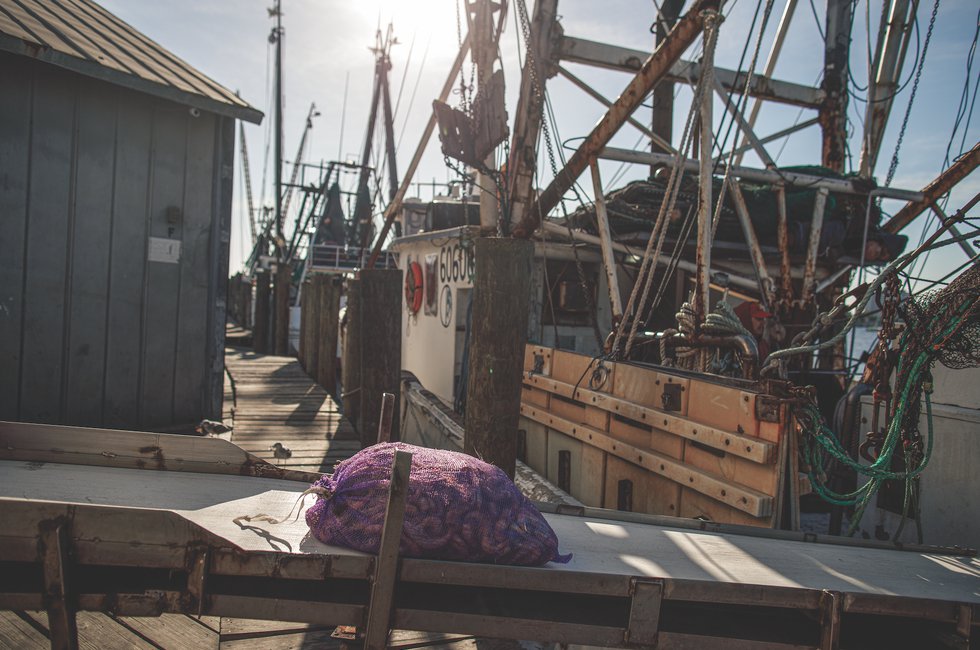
[304,276,321,379]
[362,450,413,650]
[40,518,78,650]
[358,269,402,447]
[464,238,533,479]
[377,392,395,443]
[274,262,291,356]
[342,278,363,431]
[253,270,271,354]
[298,279,309,370]
[317,275,341,395]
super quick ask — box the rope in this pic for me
[612,10,722,360]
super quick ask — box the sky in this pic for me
[99,0,979,284]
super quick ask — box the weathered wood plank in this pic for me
[172,110,216,425]
[103,93,153,428]
[524,373,776,464]
[140,106,186,428]
[19,68,75,423]
[63,88,115,427]
[521,404,772,517]
[0,611,48,648]
[0,58,32,421]
[116,614,218,649]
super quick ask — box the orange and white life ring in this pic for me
[405,260,423,313]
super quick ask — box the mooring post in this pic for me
[304,277,321,374]
[298,279,309,370]
[464,238,533,479]
[358,269,402,446]
[274,262,291,356]
[317,275,341,395]
[342,277,363,432]
[253,270,271,354]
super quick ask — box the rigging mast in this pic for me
[270,0,284,256]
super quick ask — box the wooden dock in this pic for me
[223,346,359,472]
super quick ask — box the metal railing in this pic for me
[308,244,398,272]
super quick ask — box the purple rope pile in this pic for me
[305,442,571,566]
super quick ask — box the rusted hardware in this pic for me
[183,545,210,616]
[659,331,760,379]
[755,395,784,424]
[799,187,829,307]
[661,383,683,412]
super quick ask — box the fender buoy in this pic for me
[405,260,423,314]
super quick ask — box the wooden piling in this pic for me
[317,275,341,395]
[274,262,291,356]
[253,270,271,354]
[298,279,309,370]
[464,238,533,479]
[358,269,402,447]
[342,278,362,432]
[303,277,321,377]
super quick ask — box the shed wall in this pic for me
[0,52,231,429]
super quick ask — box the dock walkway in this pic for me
[223,347,359,472]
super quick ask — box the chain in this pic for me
[885,0,939,187]
[517,0,602,349]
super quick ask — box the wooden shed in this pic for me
[0,0,262,430]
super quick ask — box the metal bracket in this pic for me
[755,395,783,423]
[956,604,972,642]
[39,516,78,650]
[819,590,842,650]
[625,578,664,646]
[661,383,682,412]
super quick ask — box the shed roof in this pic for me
[0,0,263,124]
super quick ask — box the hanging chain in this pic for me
[885,0,939,187]
[516,0,602,349]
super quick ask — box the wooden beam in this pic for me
[342,278,363,432]
[274,263,291,356]
[464,238,534,478]
[253,270,271,354]
[522,373,777,464]
[40,518,78,650]
[520,404,773,517]
[316,275,341,395]
[363,450,413,650]
[358,269,402,446]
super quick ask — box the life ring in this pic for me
[405,260,423,313]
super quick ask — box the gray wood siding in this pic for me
[0,53,228,429]
[0,60,30,420]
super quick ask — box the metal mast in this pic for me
[271,0,284,255]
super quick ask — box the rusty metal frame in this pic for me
[518,0,720,235]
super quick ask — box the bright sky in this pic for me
[100,0,979,284]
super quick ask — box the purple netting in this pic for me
[305,442,571,566]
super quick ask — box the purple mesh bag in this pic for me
[305,442,571,566]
